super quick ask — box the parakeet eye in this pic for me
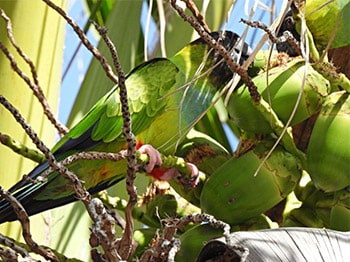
[285,17,294,29]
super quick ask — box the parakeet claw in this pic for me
[185,163,200,187]
[138,144,163,173]
[160,162,200,187]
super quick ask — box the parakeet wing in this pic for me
[53,57,180,153]
[0,58,181,222]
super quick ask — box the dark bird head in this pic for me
[276,10,301,56]
[171,31,252,88]
[194,31,252,87]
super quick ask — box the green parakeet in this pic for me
[0,31,251,223]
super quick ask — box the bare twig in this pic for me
[167,238,181,262]
[41,0,119,85]
[39,150,128,180]
[0,187,58,261]
[94,23,137,261]
[0,246,19,262]
[182,0,210,32]
[241,18,301,56]
[88,198,121,261]
[139,229,181,262]
[241,18,278,42]
[0,233,31,260]
[165,213,231,239]
[0,247,19,262]
[0,8,68,136]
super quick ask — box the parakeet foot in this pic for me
[138,144,199,187]
[157,163,200,187]
[182,163,200,187]
[138,144,162,173]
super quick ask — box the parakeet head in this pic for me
[192,31,252,87]
[276,10,301,56]
[171,31,251,89]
